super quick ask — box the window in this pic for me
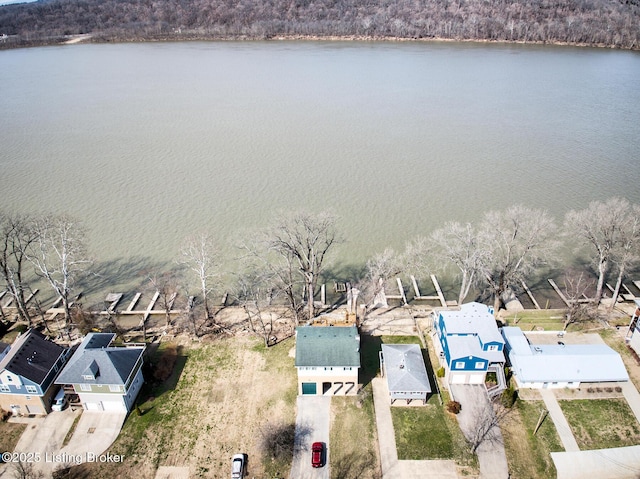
[475,362,485,369]
[25,385,37,394]
[80,384,91,391]
[487,345,499,351]
[109,385,121,392]
[324,367,333,371]
[454,361,465,369]
[0,384,10,392]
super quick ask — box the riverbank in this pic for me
[1,32,638,52]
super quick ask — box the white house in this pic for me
[295,325,360,396]
[502,326,629,389]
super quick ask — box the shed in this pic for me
[380,344,431,404]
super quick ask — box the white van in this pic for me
[51,389,68,411]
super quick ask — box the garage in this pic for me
[301,382,317,395]
[85,402,102,411]
[103,400,126,412]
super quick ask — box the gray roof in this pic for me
[55,333,144,386]
[295,326,360,368]
[0,329,66,385]
[502,327,629,383]
[382,344,431,393]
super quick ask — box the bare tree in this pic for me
[27,214,91,325]
[428,222,488,305]
[609,204,640,310]
[238,234,304,326]
[360,248,403,308]
[0,212,39,325]
[180,232,219,321]
[561,272,598,330]
[565,198,631,305]
[265,211,342,321]
[233,266,276,347]
[465,398,510,454]
[478,205,559,313]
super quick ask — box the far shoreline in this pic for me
[1,31,638,52]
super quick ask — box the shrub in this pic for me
[436,367,445,378]
[615,386,623,393]
[501,386,518,408]
[446,400,461,414]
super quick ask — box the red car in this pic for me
[311,442,324,468]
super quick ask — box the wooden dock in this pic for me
[521,280,541,309]
[548,279,570,307]
[142,291,160,323]
[126,293,142,312]
[430,275,448,308]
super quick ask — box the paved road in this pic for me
[372,378,459,479]
[289,396,331,479]
[450,384,509,479]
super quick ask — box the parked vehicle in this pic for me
[51,389,68,411]
[311,442,325,468]
[231,453,246,478]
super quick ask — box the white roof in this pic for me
[503,327,629,383]
[446,335,504,363]
[441,302,504,346]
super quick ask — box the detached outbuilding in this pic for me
[295,325,360,396]
[380,344,431,404]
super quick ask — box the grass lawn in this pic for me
[65,336,297,479]
[391,405,473,464]
[330,390,379,479]
[501,400,562,479]
[560,398,640,450]
[501,310,566,331]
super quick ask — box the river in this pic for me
[1,41,639,291]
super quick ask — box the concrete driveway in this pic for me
[450,384,509,479]
[0,409,126,477]
[372,378,459,479]
[289,396,330,479]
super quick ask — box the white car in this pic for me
[231,453,246,478]
[51,389,68,412]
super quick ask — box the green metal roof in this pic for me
[295,326,361,368]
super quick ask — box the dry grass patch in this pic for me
[330,390,380,479]
[0,419,27,454]
[63,336,297,479]
[560,398,640,450]
[500,400,561,479]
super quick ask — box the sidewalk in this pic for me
[539,389,580,452]
[372,378,459,479]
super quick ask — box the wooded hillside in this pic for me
[0,0,639,49]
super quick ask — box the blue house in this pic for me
[434,302,506,388]
[0,329,70,415]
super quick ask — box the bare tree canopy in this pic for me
[565,197,639,305]
[478,205,559,312]
[0,211,38,324]
[1,0,640,50]
[27,214,91,325]
[180,232,220,320]
[265,210,342,321]
[428,222,488,305]
[361,248,403,308]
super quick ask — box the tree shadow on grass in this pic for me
[359,334,383,387]
[140,344,188,402]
